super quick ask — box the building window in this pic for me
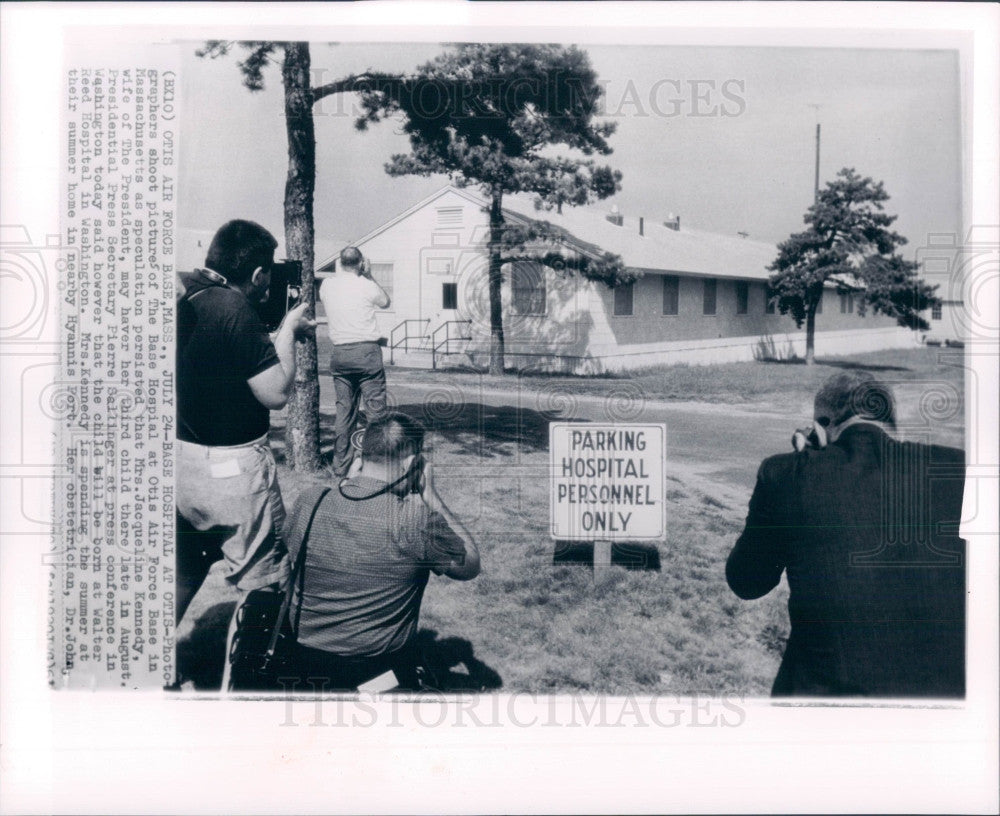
[703,278,717,315]
[436,207,463,226]
[370,263,394,306]
[613,282,634,316]
[442,282,458,310]
[662,275,679,315]
[765,285,777,314]
[735,280,749,315]
[511,262,546,315]
[932,303,943,320]
[840,292,854,314]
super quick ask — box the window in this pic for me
[735,280,749,315]
[511,262,546,315]
[662,275,679,315]
[703,278,717,316]
[932,303,943,320]
[370,263,393,306]
[765,285,777,314]
[840,293,854,314]
[613,282,634,316]
[442,282,458,310]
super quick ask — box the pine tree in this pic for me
[354,44,631,374]
[768,167,939,365]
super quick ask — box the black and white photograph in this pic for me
[1,2,998,814]
[174,39,970,699]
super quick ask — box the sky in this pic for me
[179,42,962,259]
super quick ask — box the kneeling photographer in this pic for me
[283,413,480,692]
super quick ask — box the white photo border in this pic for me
[1,2,997,813]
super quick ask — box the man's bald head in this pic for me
[340,246,363,272]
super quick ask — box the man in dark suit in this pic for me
[726,370,966,698]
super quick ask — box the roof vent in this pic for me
[606,205,623,227]
[664,213,680,231]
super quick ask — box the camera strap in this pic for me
[337,462,418,502]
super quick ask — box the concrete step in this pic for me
[387,348,474,370]
[388,349,434,369]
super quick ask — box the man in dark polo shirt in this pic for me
[176,220,315,679]
[726,371,966,698]
[287,412,480,691]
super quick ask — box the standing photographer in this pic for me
[319,245,392,478]
[726,370,966,698]
[175,220,315,681]
[285,412,480,691]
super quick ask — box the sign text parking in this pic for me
[550,423,666,541]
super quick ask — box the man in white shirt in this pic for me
[319,246,392,477]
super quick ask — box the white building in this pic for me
[316,185,920,373]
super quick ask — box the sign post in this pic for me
[593,539,613,584]
[550,423,666,580]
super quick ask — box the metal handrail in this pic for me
[431,320,473,369]
[389,318,430,364]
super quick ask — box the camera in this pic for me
[792,422,828,452]
[257,259,303,331]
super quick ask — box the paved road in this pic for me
[316,369,963,496]
[318,371,805,495]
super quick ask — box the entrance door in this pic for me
[424,257,458,343]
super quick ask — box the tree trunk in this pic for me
[281,43,321,470]
[805,301,817,365]
[487,189,506,375]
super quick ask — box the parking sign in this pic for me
[550,422,666,541]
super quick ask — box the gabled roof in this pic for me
[498,190,778,281]
[317,186,487,269]
[331,184,778,281]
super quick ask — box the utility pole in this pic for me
[808,104,821,203]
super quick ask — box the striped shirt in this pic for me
[289,477,466,656]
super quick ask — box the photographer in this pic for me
[726,371,966,698]
[318,245,392,478]
[175,220,315,683]
[285,412,480,691]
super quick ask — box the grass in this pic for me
[178,346,964,695]
[271,449,790,696]
[384,345,966,407]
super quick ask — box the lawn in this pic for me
[380,345,967,409]
[273,443,789,696]
[177,347,965,695]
